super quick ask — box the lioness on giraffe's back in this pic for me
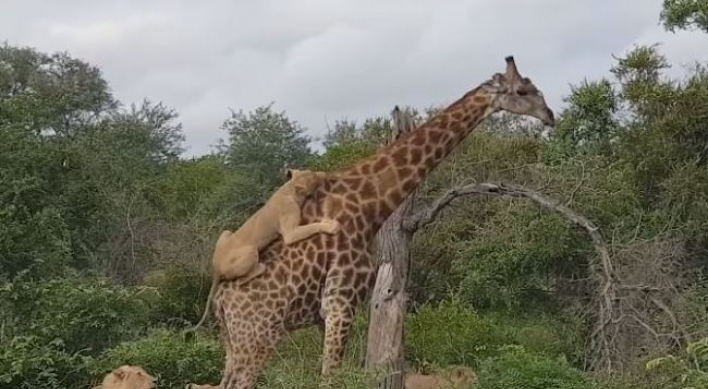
[189,168,341,332]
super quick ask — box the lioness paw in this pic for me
[323,219,341,234]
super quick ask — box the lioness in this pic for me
[190,168,341,332]
[185,384,219,389]
[405,366,476,389]
[92,365,156,389]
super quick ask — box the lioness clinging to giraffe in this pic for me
[189,168,341,333]
[194,56,555,389]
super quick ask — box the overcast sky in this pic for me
[2,0,708,156]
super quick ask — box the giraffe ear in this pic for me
[491,73,505,88]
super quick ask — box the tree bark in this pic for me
[365,106,416,389]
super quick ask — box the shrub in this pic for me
[477,346,591,389]
[406,299,510,368]
[91,329,223,389]
[644,337,708,389]
[1,278,157,355]
[0,335,94,389]
[144,265,211,327]
[487,312,585,365]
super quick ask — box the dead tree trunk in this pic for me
[365,106,417,389]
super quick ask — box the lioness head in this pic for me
[94,365,156,389]
[404,365,476,389]
[285,168,327,199]
[448,365,476,386]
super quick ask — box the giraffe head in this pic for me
[482,56,555,126]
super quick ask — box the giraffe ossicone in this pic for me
[202,55,555,389]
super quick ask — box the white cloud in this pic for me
[2,0,708,156]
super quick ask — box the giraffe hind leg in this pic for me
[320,299,355,377]
[222,314,285,389]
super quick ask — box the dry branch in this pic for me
[401,181,627,373]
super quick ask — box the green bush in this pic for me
[405,299,584,371]
[1,278,157,355]
[643,337,708,389]
[477,346,590,389]
[0,335,94,389]
[91,329,223,389]
[144,265,211,327]
[452,205,586,311]
[406,299,510,368]
[487,313,585,365]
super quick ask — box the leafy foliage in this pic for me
[406,299,508,368]
[1,278,156,354]
[0,336,94,389]
[661,0,708,32]
[645,337,708,389]
[93,330,224,389]
[218,103,314,188]
[477,346,590,389]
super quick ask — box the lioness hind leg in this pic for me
[220,246,258,280]
[237,263,266,285]
[225,246,264,285]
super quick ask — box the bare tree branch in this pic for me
[402,182,503,231]
[403,181,609,270]
[400,180,627,374]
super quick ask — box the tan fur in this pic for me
[184,384,220,389]
[405,366,476,389]
[189,169,341,332]
[93,365,156,389]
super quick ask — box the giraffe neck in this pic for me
[339,86,493,229]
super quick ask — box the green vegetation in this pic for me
[3,3,708,388]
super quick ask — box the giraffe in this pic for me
[196,56,555,389]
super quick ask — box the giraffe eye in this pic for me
[516,89,529,96]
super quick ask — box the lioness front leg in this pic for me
[281,219,341,245]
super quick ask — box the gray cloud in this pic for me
[2,0,708,156]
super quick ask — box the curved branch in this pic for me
[402,183,502,231]
[403,182,612,283]
[403,180,625,372]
